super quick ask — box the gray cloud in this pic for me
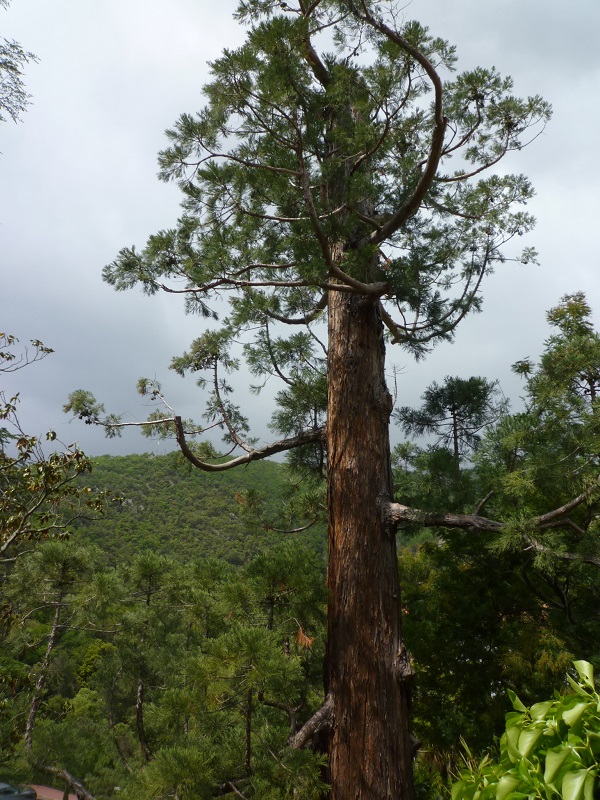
[1,0,599,457]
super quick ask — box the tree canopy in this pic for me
[397,375,507,461]
[4,293,600,800]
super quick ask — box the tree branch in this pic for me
[347,1,447,248]
[523,535,600,570]
[264,292,328,325]
[387,475,600,568]
[289,693,333,749]
[175,417,324,472]
[535,476,600,526]
[386,503,503,533]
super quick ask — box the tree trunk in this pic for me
[245,687,253,777]
[136,679,153,762]
[451,407,460,463]
[326,289,415,800]
[25,596,63,750]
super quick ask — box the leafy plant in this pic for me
[452,661,600,800]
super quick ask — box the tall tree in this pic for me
[66,2,552,797]
[514,292,600,409]
[396,295,600,770]
[397,376,507,463]
[4,541,100,799]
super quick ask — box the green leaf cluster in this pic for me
[453,662,600,800]
[1,334,111,561]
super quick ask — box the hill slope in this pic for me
[74,451,323,564]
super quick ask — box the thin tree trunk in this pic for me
[136,581,153,762]
[326,289,415,800]
[24,584,97,800]
[245,687,253,777]
[452,407,460,463]
[25,594,63,749]
[136,678,153,762]
[108,669,133,773]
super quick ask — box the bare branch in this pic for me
[175,416,324,472]
[474,490,494,516]
[387,474,600,569]
[535,475,600,526]
[225,782,250,800]
[328,263,389,296]
[194,147,300,177]
[262,518,318,534]
[289,693,333,749]
[212,363,253,453]
[299,14,331,88]
[263,322,294,386]
[386,502,503,533]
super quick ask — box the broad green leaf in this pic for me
[452,780,467,800]
[508,689,528,713]
[573,661,595,689]
[530,701,554,721]
[563,701,591,728]
[544,747,571,784]
[452,665,600,800]
[505,726,522,763]
[517,727,543,758]
[568,674,590,697]
[562,769,591,800]
[566,732,585,750]
[517,755,536,783]
[583,770,595,800]
[495,774,521,800]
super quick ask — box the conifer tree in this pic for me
[397,296,600,769]
[66,2,554,796]
[397,376,507,463]
[4,541,99,799]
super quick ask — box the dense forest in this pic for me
[72,452,326,565]
[3,293,600,799]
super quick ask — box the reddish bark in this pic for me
[326,289,415,800]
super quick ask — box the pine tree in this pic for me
[66,2,552,796]
[397,376,507,463]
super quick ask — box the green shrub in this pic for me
[453,661,600,800]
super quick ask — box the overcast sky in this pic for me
[2,0,599,458]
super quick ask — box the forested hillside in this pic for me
[74,452,325,564]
